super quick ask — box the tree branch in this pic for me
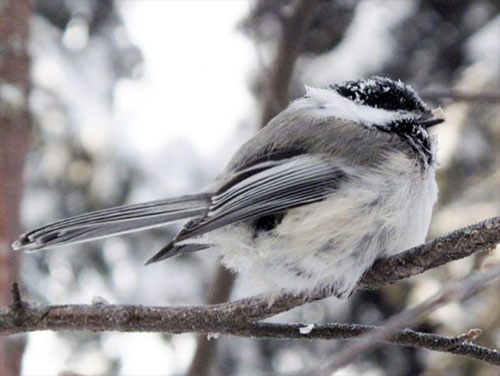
[219,323,499,367]
[0,218,499,369]
[324,263,500,373]
[422,90,500,103]
[0,217,497,334]
[358,216,500,290]
[260,0,318,125]
[1,299,499,366]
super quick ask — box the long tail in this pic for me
[12,193,211,251]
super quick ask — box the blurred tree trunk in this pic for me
[187,1,317,375]
[186,265,235,376]
[0,0,32,375]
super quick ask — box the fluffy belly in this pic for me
[206,161,437,298]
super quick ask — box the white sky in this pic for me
[115,0,254,158]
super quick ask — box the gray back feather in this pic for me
[217,102,411,188]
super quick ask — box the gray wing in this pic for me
[175,155,346,242]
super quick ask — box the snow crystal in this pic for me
[299,324,314,334]
[206,332,220,340]
[91,296,110,305]
[432,107,445,121]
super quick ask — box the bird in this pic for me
[13,76,445,298]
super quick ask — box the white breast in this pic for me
[204,152,437,298]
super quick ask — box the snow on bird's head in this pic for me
[330,76,427,113]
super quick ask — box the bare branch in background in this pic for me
[1,217,498,367]
[422,90,500,103]
[222,323,499,367]
[260,0,318,125]
[323,264,500,374]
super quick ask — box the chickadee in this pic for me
[14,76,445,298]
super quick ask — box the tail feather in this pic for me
[13,193,211,251]
[145,242,210,265]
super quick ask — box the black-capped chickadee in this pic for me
[14,77,445,298]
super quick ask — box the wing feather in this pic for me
[175,156,346,242]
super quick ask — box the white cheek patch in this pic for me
[304,86,408,127]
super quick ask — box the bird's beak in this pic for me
[417,107,446,128]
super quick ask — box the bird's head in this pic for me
[304,76,445,167]
[306,76,445,133]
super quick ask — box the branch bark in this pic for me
[2,305,498,366]
[358,216,500,289]
[1,217,498,338]
[222,323,499,367]
[324,263,500,373]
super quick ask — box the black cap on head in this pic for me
[331,76,427,113]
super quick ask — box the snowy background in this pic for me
[16,1,500,375]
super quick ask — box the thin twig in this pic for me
[422,90,500,103]
[9,283,23,312]
[217,323,498,367]
[323,263,500,374]
[260,0,318,125]
[9,282,25,328]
